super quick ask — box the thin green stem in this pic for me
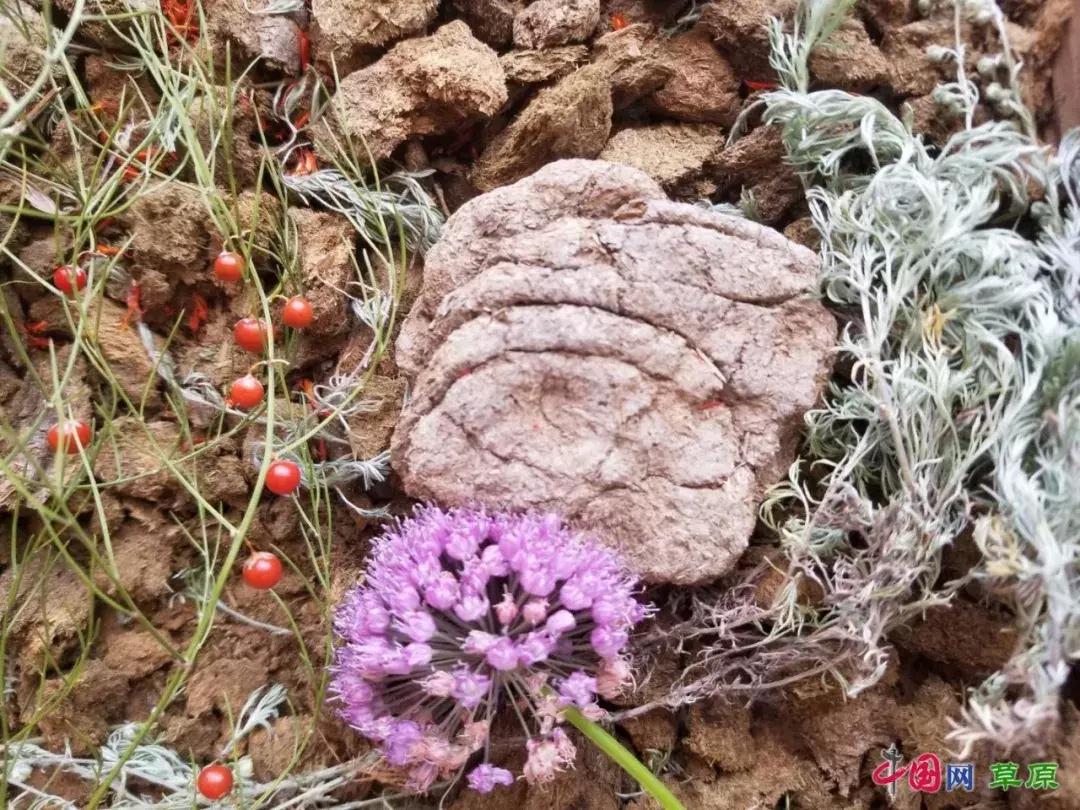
[562,707,685,810]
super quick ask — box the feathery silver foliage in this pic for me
[647,0,1080,757]
[283,168,443,254]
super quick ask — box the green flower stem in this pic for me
[562,707,685,810]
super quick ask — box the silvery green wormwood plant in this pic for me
[631,0,1080,760]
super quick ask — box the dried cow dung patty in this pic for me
[392,159,836,584]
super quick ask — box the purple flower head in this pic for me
[329,506,646,793]
[454,590,490,623]
[421,670,454,698]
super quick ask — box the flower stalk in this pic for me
[563,706,685,810]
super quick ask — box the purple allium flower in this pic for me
[329,506,646,793]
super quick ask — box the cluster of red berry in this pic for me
[218,250,316,592]
[47,266,93,453]
[217,250,311,510]
[188,253,307,801]
[46,265,94,451]
[46,250,326,801]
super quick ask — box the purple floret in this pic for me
[467,763,515,793]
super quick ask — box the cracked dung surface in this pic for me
[392,160,835,584]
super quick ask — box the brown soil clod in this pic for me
[500,45,591,86]
[450,0,525,48]
[700,0,797,80]
[185,657,270,717]
[313,22,507,164]
[2,561,92,673]
[311,0,438,74]
[25,295,164,409]
[808,18,892,91]
[203,0,302,76]
[592,23,673,111]
[287,208,358,341]
[32,661,132,755]
[512,0,599,49]
[471,65,613,190]
[598,121,725,196]
[648,27,742,126]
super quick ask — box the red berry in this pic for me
[265,459,301,495]
[196,764,233,800]
[229,374,264,409]
[282,296,314,329]
[242,551,283,589]
[213,251,244,283]
[233,317,271,353]
[47,420,92,454]
[53,265,87,296]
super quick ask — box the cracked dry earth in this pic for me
[392,160,836,584]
